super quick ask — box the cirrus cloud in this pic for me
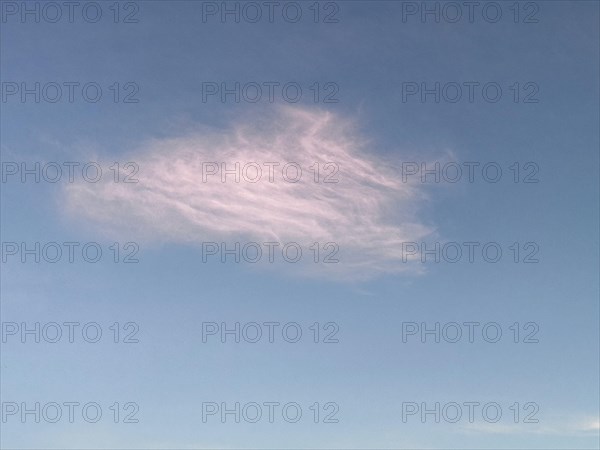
[63,106,435,279]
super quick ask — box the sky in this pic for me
[0,0,599,448]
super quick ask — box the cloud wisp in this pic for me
[460,415,600,437]
[63,106,433,279]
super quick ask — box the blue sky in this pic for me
[1,0,599,448]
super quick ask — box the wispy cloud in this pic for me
[461,415,600,437]
[63,106,434,279]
